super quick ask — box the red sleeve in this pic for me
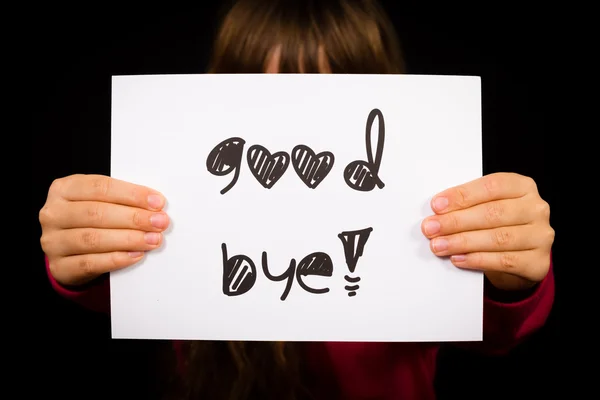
[44,252,555,353]
[459,257,555,355]
[45,255,111,314]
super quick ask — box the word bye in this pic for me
[206,108,386,194]
[222,227,373,300]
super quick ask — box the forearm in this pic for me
[455,259,555,356]
[45,255,111,314]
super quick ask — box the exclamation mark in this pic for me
[338,227,373,297]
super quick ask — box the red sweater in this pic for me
[45,256,554,399]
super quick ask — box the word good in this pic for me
[206,108,386,194]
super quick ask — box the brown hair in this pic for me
[165,1,404,399]
[207,0,405,74]
[163,340,309,400]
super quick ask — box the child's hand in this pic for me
[39,174,170,286]
[421,173,554,291]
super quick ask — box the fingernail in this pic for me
[129,252,144,258]
[144,232,161,245]
[433,196,448,212]
[423,220,441,236]
[147,194,164,210]
[150,213,168,229]
[451,254,466,262]
[432,238,448,252]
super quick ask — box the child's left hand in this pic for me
[421,172,554,291]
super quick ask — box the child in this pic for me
[39,0,555,399]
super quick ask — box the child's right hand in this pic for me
[39,174,170,287]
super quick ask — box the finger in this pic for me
[429,225,540,257]
[54,201,170,231]
[49,228,163,256]
[54,174,166,211]
[422,198,531,238]
[449,249,549,281]
[431,173,536,214]
[51,252,145,286]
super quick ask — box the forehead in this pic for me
[263,45,332,73]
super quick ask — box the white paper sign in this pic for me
[110,74,483,342]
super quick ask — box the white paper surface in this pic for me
[110,74,483,342]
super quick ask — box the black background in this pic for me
[30,2,563,399]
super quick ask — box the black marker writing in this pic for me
[221,243,257,296]
[208,108,385,193]
[291,145,335,189]
[338,227,373,297]
[344,109,386,191]
[261,252,296,301]
[247,145,290,189]
[296,252,333,294]
[222,247,334,301]
[206,137,246,194]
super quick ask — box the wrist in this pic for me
[484,271,537,292]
